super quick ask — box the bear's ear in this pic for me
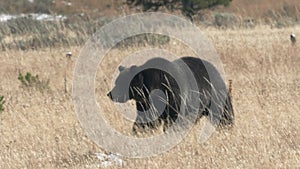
[130,65,137,70]
[118,65,126,72]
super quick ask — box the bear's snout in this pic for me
[107,92,112,99]
[107,89,129,103]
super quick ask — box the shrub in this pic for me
[116,33,170,48]
[18,72,50,91]
[0,15,112,50]
[214,12,238,29]
[0,0,54,14]
[0,95,4,113]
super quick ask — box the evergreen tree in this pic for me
[127,0,232,20]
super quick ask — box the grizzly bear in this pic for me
[107,57,234,133]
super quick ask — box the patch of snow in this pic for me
[0,13,67,22]
[28,13,67,21]
[0,14,17,22]
[62,1,72,6]
[95,152,125,167]
[28,0,34,3]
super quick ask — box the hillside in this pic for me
[1,0,299,22]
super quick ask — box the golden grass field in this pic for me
[0,25,299,168]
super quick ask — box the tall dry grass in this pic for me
[0,25,299,168]
[226,0,300,18]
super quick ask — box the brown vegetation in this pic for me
[0,0,299,168]
[0,25,299,168]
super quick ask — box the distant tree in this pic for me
[126,0,232,20]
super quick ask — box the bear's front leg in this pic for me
[132,118,162,134]
[161,110,178,132]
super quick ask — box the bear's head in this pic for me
[107,65,148,103]
[107,61,172,105]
